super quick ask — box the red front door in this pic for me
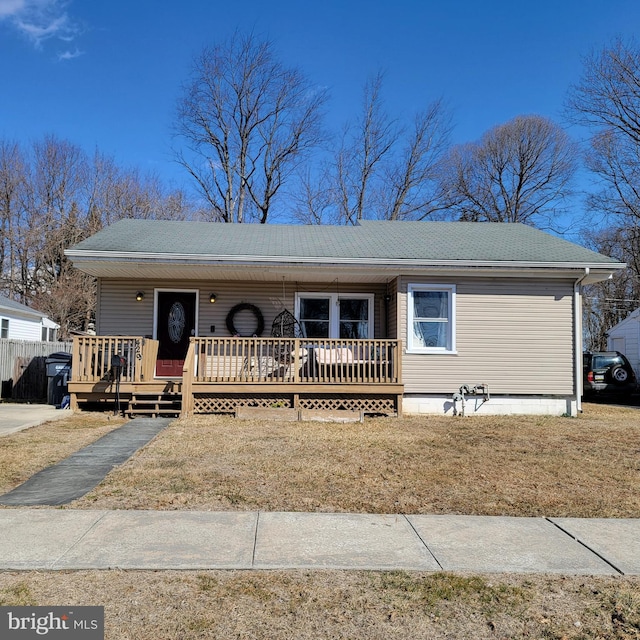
[155,291,197,377]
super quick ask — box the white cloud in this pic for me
[0,0,82,49]
[57,46,82,61]
[0,0,26,18]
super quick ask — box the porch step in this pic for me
[126,393,182,418]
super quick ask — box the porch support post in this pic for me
[70,337,80,411]
[181,338,196,417]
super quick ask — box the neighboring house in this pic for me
[606,308,640,378]
[0,295,65,400]
[65,219,625,417]
[0,295,59,342]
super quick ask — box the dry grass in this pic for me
[0,570,638,639]
[69,402,640,517]
[1,404,640,638]
[0,411,127,497]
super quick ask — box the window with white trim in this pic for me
[1,318,8,339]
[407,284,456,353]
[296,293,374,339]
[42,326,57,341]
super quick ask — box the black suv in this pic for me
[583,351,638,399]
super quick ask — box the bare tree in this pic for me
[292,168,335,225]
[174,32,327,223]
[86,151,195,226]
[0,136,196,336]
[581,226,640,350]
[335,72,396,224]
[383,101,452,220]
[567,38,640,225]
[0,141,27,299]
[438,115,577,227]
[566,38,640,339]
[567,37,640,145]
[294,73,451,225]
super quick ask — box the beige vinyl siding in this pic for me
[386,278,399,340]
[400,276,575,395]
[96,280,387,338]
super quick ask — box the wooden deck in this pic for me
[69,336,404,417]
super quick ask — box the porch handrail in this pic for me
[188,337,401,385]
[72,336,401,387]
[71,336,159,383]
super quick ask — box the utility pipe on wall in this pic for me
[574,268,590,414]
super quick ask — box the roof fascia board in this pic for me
[0,307,44,320]
[65,250,626,273]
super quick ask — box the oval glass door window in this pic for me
[168,301,186,343]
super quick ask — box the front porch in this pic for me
[69,336,404,418]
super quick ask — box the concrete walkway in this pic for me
[0,509,638,574]
[0,418,172,506]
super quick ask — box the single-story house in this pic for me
[606,308,640,378]
[0,295,59,342]
[64,219,625,418]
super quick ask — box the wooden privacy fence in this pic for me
[0,339,72,400]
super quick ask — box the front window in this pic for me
[1,318,8,339]
[407,284,456,353]
[296,293,373,339]
[299,297,331,338]
[339,298,370,338]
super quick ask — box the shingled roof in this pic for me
[0,295,46,319]
[67,219,621,269]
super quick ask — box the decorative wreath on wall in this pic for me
[225,303,265,337]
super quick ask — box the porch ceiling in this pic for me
[70,260,397,283]
[69,258,616,284]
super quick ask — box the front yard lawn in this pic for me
[64,402,640,517]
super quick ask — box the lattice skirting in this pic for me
[192,393,397,416]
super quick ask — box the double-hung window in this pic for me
[407,284,456,353]
[296,293,373,339]
[41,326,57,341]
[0,318,8,339]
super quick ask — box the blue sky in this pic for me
[1,0,639,201]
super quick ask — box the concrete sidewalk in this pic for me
[0,509,638,575]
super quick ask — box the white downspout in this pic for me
[574,268,590,414]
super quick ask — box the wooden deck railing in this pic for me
[70,336,401,386]
[71,336,159,383]
[187,337,401,385]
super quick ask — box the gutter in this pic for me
[574,268,591,413]
[63,249,626,273]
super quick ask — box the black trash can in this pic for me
[45,352,72,406]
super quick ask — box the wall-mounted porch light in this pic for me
[135,291,144,301]
[209,293,217,303]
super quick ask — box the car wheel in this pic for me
[610,365,629,384]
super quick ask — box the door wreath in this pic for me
[225,303,265,337]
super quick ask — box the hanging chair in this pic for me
[270,308,304,339]
[269,309,307,377]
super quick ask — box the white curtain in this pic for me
[413,292,448,348]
